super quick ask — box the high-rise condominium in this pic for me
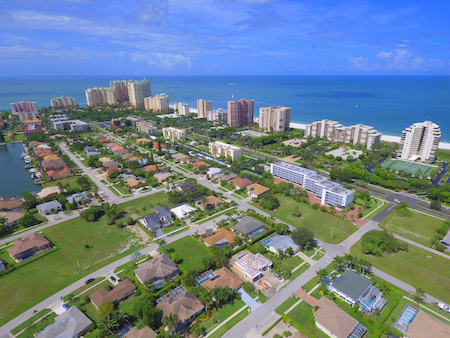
[85,88,117,106]
[127,79,151,108]
[197,99,212,118]
[144,94,169,112]
[305,119,381,150]
[174,103,190,116]
[110,80,130,102]
[259,106,291,132]
[10,101,38,114]
[50,96,78,108]
[397,121,441,163]
[227,98,254,127]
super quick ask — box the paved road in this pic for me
[432,162,448,188]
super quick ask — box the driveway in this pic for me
[238,289,260,311]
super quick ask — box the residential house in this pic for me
[134,254,180,287]
[89,279,136,310]
[204,228,236,247]
[171,153,190,162]
[127,133,139,139]
[66,191,90,205]
[122,153,134,160]
[37,186,61,199]
[102,160,120,169]
[143,164,163,172]
[124,177,147,190]
[139,207,172,231]
[234,253,272,282]
[394,306,450,338]
[206,167,223,178]
[124,326,157,338]
[261,233,300,254]
[36,200,63,215]
[136,138,152,145]
[0,210,25,227]
[84,146,102,157]
[34,306,92,338]
[105,143,119,150]
[7,233,53,262]
[235,216,268,238]
[98,138,110,144]
[230,177,253,190]
[170,203,196,220]
[175,183,198,194]
[192,161,211,170]
[328,270,386,314]
[111,146,127,155]
[0,198,23,210]
[154,172,174,183]
[246,183,271,198]
[201,267,243,291]
[129,156,143,163]
[194,195,223,211]
[47,168,72,179]
[49,134,67,140]
[42,159,68,172]
[314,297,367,338]
[157,290,205,333]
[106,167,121,174]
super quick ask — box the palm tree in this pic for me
[155,239,167,254]
[316,268,328,283]
[0,216,8,227]
[344,254,354,270]
[413,287,426,304]
[200,196,208,210]
[333,255,346,271]
[286,247,295,257]
[163,313,178,334]
[376,282,390,296]
[144,280,154,292]
[211,286,224,309]
[197,288,213,312]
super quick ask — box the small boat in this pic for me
[24,158,31,164]
[20,152,27,158]
[24,164,33,169]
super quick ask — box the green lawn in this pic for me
[287,302,329,338]
[42,175,86,189]
[351,240,450,304]
[11,309,53,335]
[252,194,358,243]
[364,200,389,220]
[192,300,245,332]
[15,312,58,338]
[275,296,299,315]
[208,306,249,338]
[165,236,213,272]
[0,193,170,326]
[379,209,444,246]
[220,184,234,191]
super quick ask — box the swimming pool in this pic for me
[393,304,418,334]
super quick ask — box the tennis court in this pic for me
[382,159,436,177]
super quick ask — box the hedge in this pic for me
[281,314,316,338]
[261,316,282,336]
[230,244,248,256]
[249,229,275,245]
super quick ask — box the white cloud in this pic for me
[376,51,392,58]
[130,52,191,70]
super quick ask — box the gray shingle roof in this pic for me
[36,200,62,213]
[139,207,171,230]
[134,254,180,284]
[235,216,267,235]
[34,306,92,338]
[66,191,90,204]
[332,270,372,301]
[266,235,299,252]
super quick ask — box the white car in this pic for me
[394,199,400,203]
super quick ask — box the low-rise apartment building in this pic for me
[271,161,354,208]
[53,119,87,132]
[208,141,243,161]
[207,108,227,121]
[136,120,158,135]
[163,127,186,142]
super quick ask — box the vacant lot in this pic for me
[351,240,450,304]
[252,194,357,243]
[165,236,213,272]
[0,193,170,326]
[43,175,86,189]
[380,209,444,246]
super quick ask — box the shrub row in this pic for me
[261,316,282,336]
[249,229,275,245]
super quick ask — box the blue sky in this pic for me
[1,0,449,75]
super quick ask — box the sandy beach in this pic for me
[289,122,450,150]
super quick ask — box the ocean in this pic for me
[1,75,449,141]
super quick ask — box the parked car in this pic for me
[110,276,116,282]
[62,304,69,310]
[394,199,400,203]
[441,241,450,249]
[85,278,95,284]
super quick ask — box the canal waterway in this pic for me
[0,143,41,198]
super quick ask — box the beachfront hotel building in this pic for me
[144,94,169,112]
[227,98,254,128]
[271,161,354,208]
[397,121,441,163]
[197,99,212,118]
[259,106,291,133]
[163,127,186,142]
[110,80,130,102]
[305,119,381,150]
[128,81,145,108]
[85,87,117,106]
[209,141,244,162]
[10,101,38,114]
[174,102,190,115]
[207,108,227,121]
[50,96,78,109]
[16,111,38,122]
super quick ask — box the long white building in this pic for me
[207,108,227,121]
[209,141,243,162]
[259,106,291,133]
[397,121,441,163]
[50,96,78,109]
[163,127,186,142]
[271,161,354,208]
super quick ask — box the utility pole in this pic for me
[330,227,335,240]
